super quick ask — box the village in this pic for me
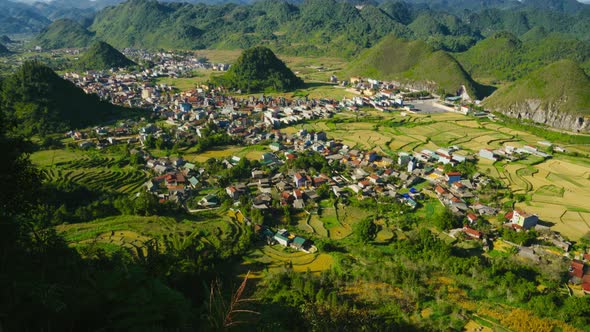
[58,59,589,296]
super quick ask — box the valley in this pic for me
[2,0,590,331]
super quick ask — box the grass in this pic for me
[535,185,565,197]
[155,76,202,91]
[182,145,269,163]
[31,149,86,166]
[57,214,234,254]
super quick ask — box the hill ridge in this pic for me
[483,59,590,132]
[344,35,485,99]
[77,41,135,70]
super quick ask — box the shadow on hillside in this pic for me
[302,82,336,89]
[475,82,498,99]
[537,219,555,228]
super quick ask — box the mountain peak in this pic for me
[77,41,135,70]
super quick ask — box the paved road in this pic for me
[409,99,450,114]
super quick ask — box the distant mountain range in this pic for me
[2,0,590,35]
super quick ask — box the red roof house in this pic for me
[463,226,482,239]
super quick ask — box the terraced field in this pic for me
[242,246,334,277]
[57,213,248,258]
[41,157,148,194]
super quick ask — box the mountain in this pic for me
[0,43,10,56]
[455,32,590,83]
[483,59,590,132]
[521,0,586,14]
[0,61,127,136]
[345,35,485,99]
[0,0,51,34]
[214,46,303,93]
[31,2,96,27]
[33,19,95,50]
[77,41,135,70]
[0,35,14,44]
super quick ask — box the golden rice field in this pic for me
[241,246,334,278]
[182,145,269,163]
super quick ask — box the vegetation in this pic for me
[214,46,303,93]
[483,59,590,116]
[33,18,95,50]
[455,31,590,82]
[344,35,486,98]
[0,0,50,34]
[77,41,136,70]
[0,61,133,136]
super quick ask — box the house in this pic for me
[251,170,266,179]
[446,172,461,185]
[479,149,497,161]
[511,209,538,229]
[583,275,590,295]
[467,213,478,224]
[434,185,447,196]
[269,142,282,152]
[294,173,309,188]
[463,226,482,239]
[199,194,219,208]
[290,236,310,251]
[261,153,279,165]
[569,260,585,280]
[226,186,242,200]
[188,176,199,188]
[274,229,291,247]
[154,165,168,174]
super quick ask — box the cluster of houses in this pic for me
[220,128,440,212]
[62,49,230,110]
[143,155,203,204]
[229,210,315,254]
[121,48,230,77]
[63,70,176,109]
[479,144,552,162]
[433,171,497,215]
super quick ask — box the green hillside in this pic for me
[0,35,13,44]
[214,46,303,93]
[345,35,484,98]
[34,19,94,50]
[0,44,10,56]
[77,41,135,70]
[455,32,590,83]
[0,61,129,136]
[483,59,590,115]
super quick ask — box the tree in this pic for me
[433,208,461,231]
[133,190,159,216]
[354,217,377,243]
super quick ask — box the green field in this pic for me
[39,155,148,194]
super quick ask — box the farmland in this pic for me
[32,151,149,194]
[181,144,269,163]
[287,110,590,240]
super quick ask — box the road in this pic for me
[409,99,451,114]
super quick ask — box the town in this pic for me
[57,56,589,296]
